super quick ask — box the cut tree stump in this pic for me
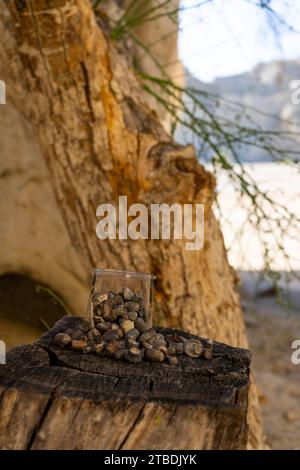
[0,316,251,450]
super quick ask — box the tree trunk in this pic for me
[98,0,184,131]
[0,0,266,448]
[0,316,250,450]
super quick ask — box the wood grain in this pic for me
[0,317,250,449]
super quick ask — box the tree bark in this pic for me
[0,0,266,448]
[0,316,250,450]
[97,0,184,131]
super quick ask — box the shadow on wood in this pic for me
[0,316,251,450]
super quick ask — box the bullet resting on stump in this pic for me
[53,286,214,365]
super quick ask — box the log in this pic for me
[0,317,251,450]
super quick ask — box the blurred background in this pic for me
[0,0,300,449]
[178,0,300,449]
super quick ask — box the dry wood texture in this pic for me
[0,0,265,447]
[0,316,250,450]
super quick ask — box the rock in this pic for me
[96,321,111,333]
[126,347,142,363]
[87,328,100,341]
[103,301,111,314]
[120,319,135,334]
[94,315,103,323]
[165,334,181,343]
[145,348,164,363]
[53,332,71,347]
[133,292,144,306]
[134,318,147,333]
[158,345,168,355]
[142,342,153,350]
[71,339,88,351]
[92,291,108,305]
[113,305,125,317]
[110,323,120,331]
[113,294,124,305]
[103,330,120,342]
[202,349,213,360]
[169,342,183,354]
[117,328,124,338]
[126,339,140,349]
[92,327,101,336]
[114,348,128,360]
[165,355,179,366]
[82,346,92,354]
[184,339,203,358]
[125,301,140,312]
[128,311,138,321]
[130,346,141,355]
[126,328,140,341]
[166,345,176,355]
[106,340,125,356]
[139,328,156,343]
[122,287,134,301]
[148,333,166,349]
[103,302,117,321]
[93,341,106,354]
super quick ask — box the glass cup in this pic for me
[88,269,155,329]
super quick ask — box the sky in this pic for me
[179,0,300,82]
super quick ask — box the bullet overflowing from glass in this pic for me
[53,268,213,365]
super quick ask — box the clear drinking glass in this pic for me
[89,269,155,329]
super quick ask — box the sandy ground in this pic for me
[241,274,300,450]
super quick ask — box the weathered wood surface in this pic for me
[0,316,250,450]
